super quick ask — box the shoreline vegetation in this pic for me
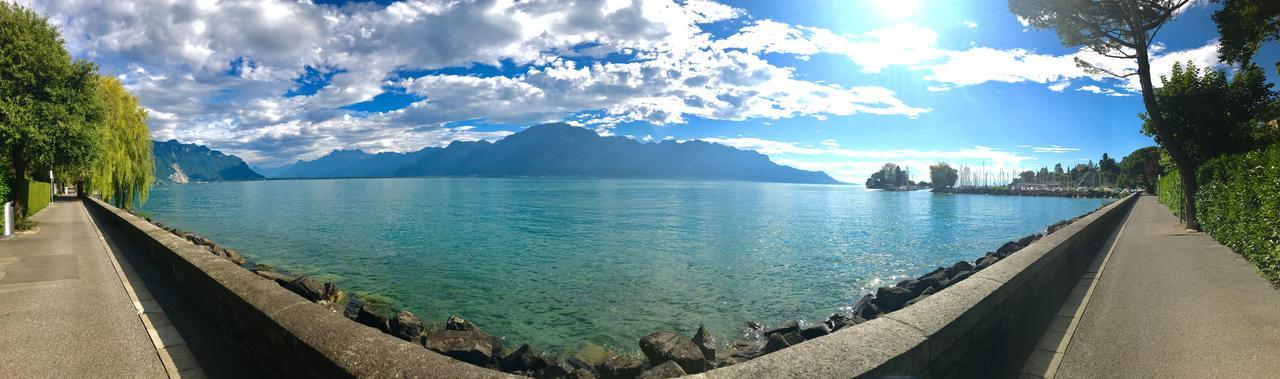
[932,186,1127,199]
[127,197,1114,378]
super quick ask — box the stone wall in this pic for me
[687,193,1138,378]
[84,197,516,378]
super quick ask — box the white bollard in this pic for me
[3,201,11,237]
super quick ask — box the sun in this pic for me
[870,0,923,20]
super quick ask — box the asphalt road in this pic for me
[0,199,167,378]
[1056,196,1280,378]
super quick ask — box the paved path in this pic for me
[1026,195,1280,378]
[0,199,169,378]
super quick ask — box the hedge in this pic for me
[1193,144,1280,284]
[26,179,50,217]
[1157,169,1183,220]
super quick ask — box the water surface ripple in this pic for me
[140,178,1111,354]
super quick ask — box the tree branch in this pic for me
[1076,57,1139,78]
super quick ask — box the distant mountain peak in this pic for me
[152,140,264,183]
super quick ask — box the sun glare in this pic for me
[871,0,922,20]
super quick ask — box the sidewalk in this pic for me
[1031,195,1280,378]
[0,199,168,378]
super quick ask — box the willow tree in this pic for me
[1009,0,1202,229]
[0,2,100,218]
[89,76,153,209]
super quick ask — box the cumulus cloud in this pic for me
[24,0,934,164]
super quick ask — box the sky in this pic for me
[20,0,1280,182]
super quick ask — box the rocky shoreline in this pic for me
[933,186,1126,198]
[139,205,1101,379]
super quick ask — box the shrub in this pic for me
[26,179,51,217]
[1156,169,1183,219]
[1194,143,1280,284]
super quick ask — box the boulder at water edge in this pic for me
[638,331,707,374]
[422,327,503,368]
[595,355,644,379]
[389,310,423,341]
[692,324,716,368]
[637,361,686,379]
[285,276,326,302]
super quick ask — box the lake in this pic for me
[139,178,1111,355]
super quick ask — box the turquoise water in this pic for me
[140,178,1110,355]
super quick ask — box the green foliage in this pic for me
[1194,143,1280,284]
[0,169,8,203]
[929,162,958,188]
[866,163,911,189]
[1118,146,1161,193]
[1213,0,1280,65]
[88,76,152,209]
[1141,62,1278,163]
[25,179,49,216]
[1157,168,1183,219]
[0,2,102,217]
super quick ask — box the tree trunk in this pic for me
[1135,44,1200,230]
[11,155,28,222]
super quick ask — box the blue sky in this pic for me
[25,0,1279,182]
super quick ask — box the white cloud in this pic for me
[1029,145,1079,154]
[699,137,1038,183]
[25,0,929,164]
[962,20,978,29]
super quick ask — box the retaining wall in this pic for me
[689,193,1138,378]
[85,197,515,378]
[86,192,1136,378]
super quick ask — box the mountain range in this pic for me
[152,140,264,183]
[155,123,839,184]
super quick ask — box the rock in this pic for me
[715,356,737,368]
[745,321,764,331]
[872,286,915,313]
[253,269,295,286]
[209,246,244,265]
[500,345,549,373]
[905,294,931,307]
[595,355,643,379]
[1016,233,1040,247]
[761,320,799,337]
[355,305,391,333]
[529,356,574,378]
[799,324,830,340]
[389,310,424,341]
[852,294,883,320]
[914,270,948,294]
[1047,220,1069,234]
[285,276,326,302]
[567,368,597,379]
[316,299,342,313]
[762,331,805,354]
[691,324,716,368]
[729,340,765,361]
[916,267,946,281]
[996,241,1024,257]
[825,313,860,331]
[975,253,1001,270]
[945,271,975,288]
[637,361,686,379]
[422,327,503,368]
[945,261,975,279]
[446,315,478,331]
[322,282,343,303]
[638,331,706,374]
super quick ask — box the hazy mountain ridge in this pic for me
[265,123,838,184]
[152,140,265,183]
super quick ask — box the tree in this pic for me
[87,76,153,209]
[1212,0,1280,66]
[0,2,101,220]
[1010,0,1203,229]
[1118,146,1161,192]
[1018,170,1036,183]
[867,163,905,189]
[1142,62,1276,164]
[929,162,959,188]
